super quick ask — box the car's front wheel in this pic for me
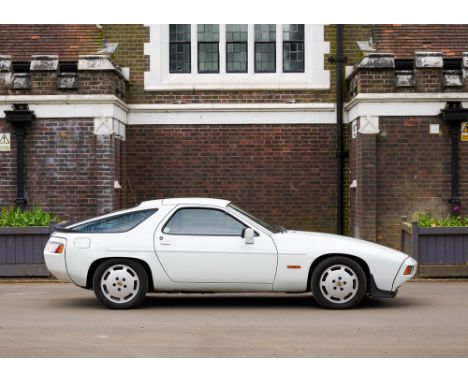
[311,256,367,309]
[93,259,148,309]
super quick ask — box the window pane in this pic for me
[227,42,247,73]
[170,24,191,42]
[255,42,275,72]
[283,41,304,72]
[73,209,158,233]
[283,24,304,42]
[170,42,191,73]
[226,24,248,42]
[283,25,304,73]
[198,42,219,73]
[169,25,191,73]
[163,208,246,235]
[255,24,276,42]
[198,24,219,42]
[197,25,219,73]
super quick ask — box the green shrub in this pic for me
[0,207,58,227]
[415,211,468,227]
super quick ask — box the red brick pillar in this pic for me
[93,118,126,215]
[352,53,395,94]
[0,55,12,94]
[350,116,379,242]
[77,55,128,216]
[30,55,58,94]
[414,52,443,92]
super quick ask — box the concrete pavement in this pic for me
[0,281,467,357]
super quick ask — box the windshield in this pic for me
[227,203,286,234]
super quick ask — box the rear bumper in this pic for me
[44,236,72,282]
[44,252,72,282]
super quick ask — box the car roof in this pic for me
[139,197,231,208]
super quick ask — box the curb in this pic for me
[0,277,66,284]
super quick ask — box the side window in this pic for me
[198,24,220,73]
[169,24,191,73]
[254,24,276,73]
[283,24,304,72]
[226,24,248,73]
[72,209,158,233]
[163,208,247,236]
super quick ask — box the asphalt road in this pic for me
[0,281,467,357]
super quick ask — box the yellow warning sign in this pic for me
[462,122,468,142]
[0,133,10,152]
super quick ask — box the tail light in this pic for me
[46,242,65,254]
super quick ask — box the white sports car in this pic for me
[44,198,417,309]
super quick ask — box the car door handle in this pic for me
[160,240,172,246]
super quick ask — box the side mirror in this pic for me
[242,228,255,244]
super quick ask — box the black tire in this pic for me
[93,259,148,309]
[311,256,367,309]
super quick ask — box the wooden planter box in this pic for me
[401,222,468,277]
[0,225,55,277]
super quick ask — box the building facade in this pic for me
[0,24,467,251]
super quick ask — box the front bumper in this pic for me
[369,256,417,298]
[369,274,398,298]
[392,256,418,291]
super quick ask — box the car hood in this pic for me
[271,230,408,263]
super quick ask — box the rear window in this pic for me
[72,209,158,233]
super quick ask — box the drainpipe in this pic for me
[4,104,36,209]
[440,101,468,216]
[335,24,345,234]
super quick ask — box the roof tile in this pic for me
[0,24,102,61]
[374,25,468,58]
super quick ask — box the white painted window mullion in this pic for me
[191,24,197,76]
[276,24,282,74]
[248,24,255,75]
[219,24,226,74]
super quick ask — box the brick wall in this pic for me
[349,69,396,96]
[125,124,338,232]
[350,116,468,249]
[342,124,351,235]
[414,68,443,93]
[349,61,468,96]
[375,117,454,248]
[350,133,378,241]
[0,118,121,221]
[1,69,128,100]
[0,119,15,203]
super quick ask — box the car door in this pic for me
[154,206,278,283]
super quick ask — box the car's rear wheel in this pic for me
[311,256,367,309]
[93,259,148,309]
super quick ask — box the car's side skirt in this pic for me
[152,282,274,293]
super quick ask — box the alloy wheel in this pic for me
[318,264,359,304]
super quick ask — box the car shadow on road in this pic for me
[139,294,420,310]
[141,294,318,309]
[51,293,420,311]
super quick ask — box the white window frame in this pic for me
[144,24,330,90]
